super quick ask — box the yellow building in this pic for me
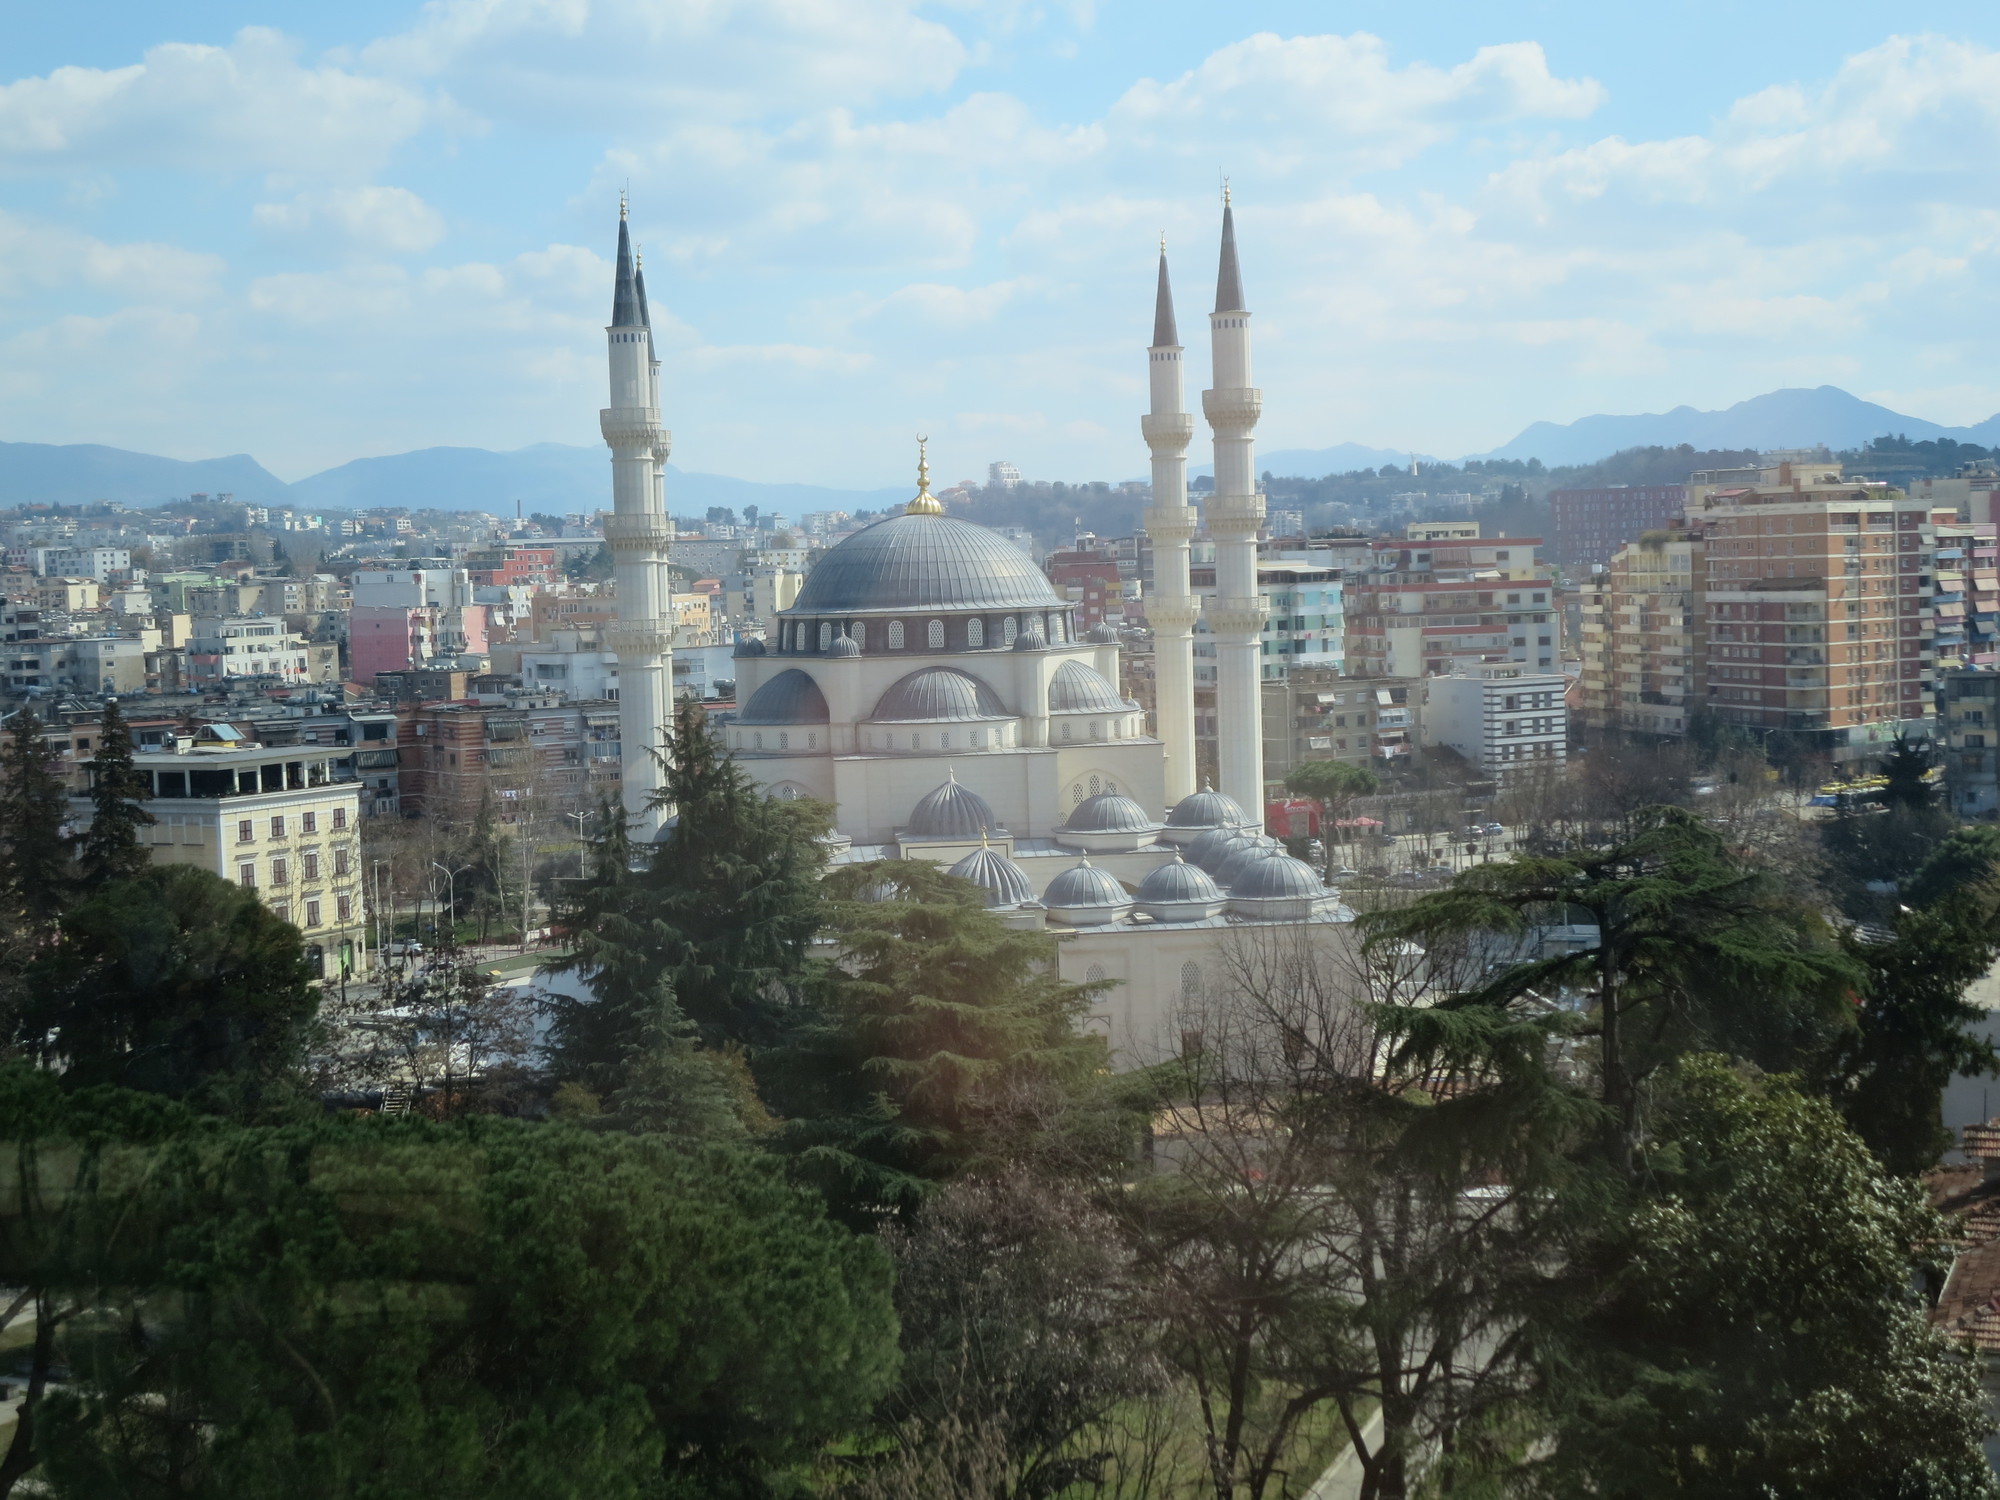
[76,738,369,979]
[1580,529,1709,736]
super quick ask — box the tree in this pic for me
[764,860,1118,1221]
[19,864,318,1109]
[1526,1056,1994,1500]
[1901,824,2000,909]
[0,1080,900,1500]
[74,699,154,887]
[1365,806,1859,1176]
[1285,760,1379,879]
[547,698,829,1089]
[0,706,75,930]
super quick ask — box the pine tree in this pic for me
[0,707,74,930]
[76,700,154,887]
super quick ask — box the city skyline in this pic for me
[4,2,2000,487]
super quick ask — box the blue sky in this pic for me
[4,1,2000,488]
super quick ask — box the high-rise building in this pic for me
[1423,665,1569,783]
[988,460,1022,488]
[1578,528,1708,737]
[1551,485,1685,573]
[1343,528,1556,678]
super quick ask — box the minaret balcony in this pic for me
[1142,412,1196,447]
[606,622,676,658]
[603,514,676,551]
[1204,597,1269,635]
[599,408,665,447]
[1201,388,1263,427]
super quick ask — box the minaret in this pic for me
[599,201,675,835]
[1201,189,1267,823]
[1141,238,1199,804]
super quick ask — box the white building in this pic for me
[15,545,130,581]
[187,616,312,684]
[1423,665,1569,782]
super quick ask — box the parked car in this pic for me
[382,941,425,958]
[1479,822,1505,836]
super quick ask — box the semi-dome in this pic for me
[826,634,862,658]
[947,845,1034,909]
[1165,783,1253,832]
[1085,621,1121,643]
[906,773,1001,839]
[1231,853,1324,900]
[733,636,767,658]
[1061,791,1156,834]
[737,668,829,725]
[1012,628,1048,652]
[789,512,1066,616]
[871,667,1009,723]
[1047,660,1129,714]
[1043,858,1132,925]
[1136,854,1223,905]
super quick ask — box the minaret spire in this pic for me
[600,200,675,836]
[1201,189,1267,821]
[1143,238,1199,803]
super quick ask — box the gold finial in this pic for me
[1160,230,1167,254]
[906,433,943,515]
[1222,177,1231,206]
[620,188,628,221]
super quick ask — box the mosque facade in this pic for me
[608,198,1355,1063]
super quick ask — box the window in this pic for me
[888,620,905,649]
[1062,722,1073,741]
[303,852,320,881]
[337,894,353,922]
[237,819,254,844]
[972,728,986,749]
[1181,961,1203,1002]
[940,732,950,749]
[1086,963,1106,984]
[926,618,945,649]
[238,862,256,888]
[271,858,289,886]
[304,900,321,927]
[1003,616,1017,643]
[334,847,351,876]
[852,623,866,649]
[270,815,285,838]
[818,622,832,650]
[779,732,790,750]
[807,733,817,749]
[967,619,984,647]
[1050,615,1067,643]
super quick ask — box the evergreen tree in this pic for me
[1284,758,1378,878]
[763,860,1118,1220]
[0,707,74,930]
[21,864,318,1109]
[75,700,154,887]
[1529,1057,1994,1500]
[547,698,828,1091]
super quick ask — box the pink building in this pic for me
[348,604,489,684]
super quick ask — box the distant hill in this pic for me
[0,440,293,507]
[289,443,907,516]
[1192,442,1420,482]
[1479,386,2000,467]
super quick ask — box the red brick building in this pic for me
[1552,485,1685,573]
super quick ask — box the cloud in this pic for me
[0,211,224,302]
[253,186,447,254]
[0,28,438,177]
[364,0,968,125]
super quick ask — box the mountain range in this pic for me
[5,385,1998,511]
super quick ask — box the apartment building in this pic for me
[1579,528,1709,736]
[1423,665,1569,782]
[186,616,313,684]
[1927,521,2000,687]
[396,697,621,817]
[76,738,369,978]
[1694,461,1937,756]
[1552,485,1685,573]
[1260,665,1419,781]
[1939,668,2000,818]
[1343,525,1557,678]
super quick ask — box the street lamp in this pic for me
[431,861,473,951]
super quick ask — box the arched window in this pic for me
[778,732,789,750]
[1088,774,1101,794]
[940,732,950,749]
[1061,723,1073,742]
[807,732,817,749]
[1051,614,1067,643]
[967,619,984,647]
[818,622,832,651]
[1086,963,1106,984]
[888,620,905,649]
[1071,784,1085,803]
[1091,721,1103,740]
[927,618,945,649]
[753,732,764,749]
[912,733,921,750]
[1003,616,1018,643]
[972,728,985,749]
[1181,961,1203,1002]
[851,622,866,649]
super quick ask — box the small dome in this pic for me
[1085,621,1120,643]
[872,667,1009,723]
[1214,838,1283,889]
[733,636,768,658]
[906,773,1001,839]
[855,877,904,903]
[1136,854,1223,904]
[947,845,1034,909]
[1189,827,1254,873]
[1048,660,1128,714]
[737,668,829,725]
[1043,858,1130,910]
[1231,853,1325,900]
[826,634,862,658]
[1166,783,1253,831]
[1012,628,1048,652]
[1062,791,1156,834]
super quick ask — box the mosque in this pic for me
[600,197,1355,1064]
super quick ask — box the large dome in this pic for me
[790,512,1066,616]
[906,774,1002,839]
